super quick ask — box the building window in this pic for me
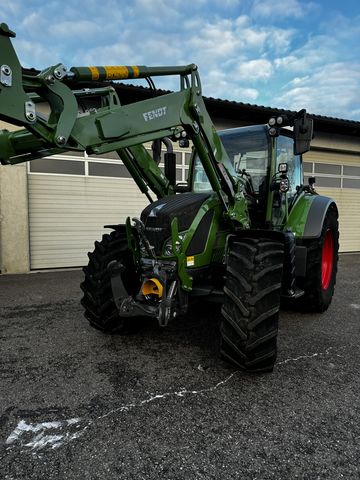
[343,178,360,189]
[303,162,313,173]
[315,163,341,175]
[315,176,341,188]
[176,168,183,181]
[307,161,360,190]
[88,151,120,161]
[30,158,85,175]
[88,162,131,178]
[343,165,360,177]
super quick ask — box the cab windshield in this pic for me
[219,125,271,194]
[192,125,271,194]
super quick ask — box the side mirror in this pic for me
[294,116,313,155]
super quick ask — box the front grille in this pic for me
[144,223,166,255]
[141,192,212,256]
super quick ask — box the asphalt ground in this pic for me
[0,255,359,480]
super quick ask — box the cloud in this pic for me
[251,0,315,19]
[21,11,44,30]
[241,27,268,50]
[0,0,22,16]
[274,56,298,69]
[202,69,259,102]
[286,76,311,87]
[72,43,138,66]
[128,0,183,25]
[225,86,260,101]
[51,20,103,38]
[211,0,241,8]
[269,12,360,119]
[208,82,260,102]
[236,59,273,80]
[13,39,56,67]
[274,62,360,120]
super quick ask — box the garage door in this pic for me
[28,151,190,269]
[304,150,360,252]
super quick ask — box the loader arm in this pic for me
[0,23,244,220]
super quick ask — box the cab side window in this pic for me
[276,135,302,200]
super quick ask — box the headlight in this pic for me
[163,232,187,256]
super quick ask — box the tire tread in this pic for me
[220,237,284,372]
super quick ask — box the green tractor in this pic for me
[0,24,339,372]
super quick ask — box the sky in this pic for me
[1,0,360,120]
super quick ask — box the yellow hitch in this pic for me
[141,278,164,298]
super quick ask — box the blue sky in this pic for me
[1,0,360,120]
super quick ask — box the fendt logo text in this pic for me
[143,106,167,122]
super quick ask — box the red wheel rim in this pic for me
[321,229,334,290]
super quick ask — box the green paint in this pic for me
[126,217,141,265]
[265,138,277,223]
[160,194,225,291]
[227,186,250,228]
[284,193,315,238]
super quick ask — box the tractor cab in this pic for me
[191,124,304,228]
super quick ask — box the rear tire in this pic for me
[220,237,284,372]
[297,206,339,312]
[81,229,140,333]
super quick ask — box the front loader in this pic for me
[0,23,339,372]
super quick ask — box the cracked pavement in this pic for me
[0,254,359,479]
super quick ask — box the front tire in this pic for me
[81,228,140,333]
[220,237,284,372]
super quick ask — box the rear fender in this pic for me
[286,194,338,278]
[286,194,338,240]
